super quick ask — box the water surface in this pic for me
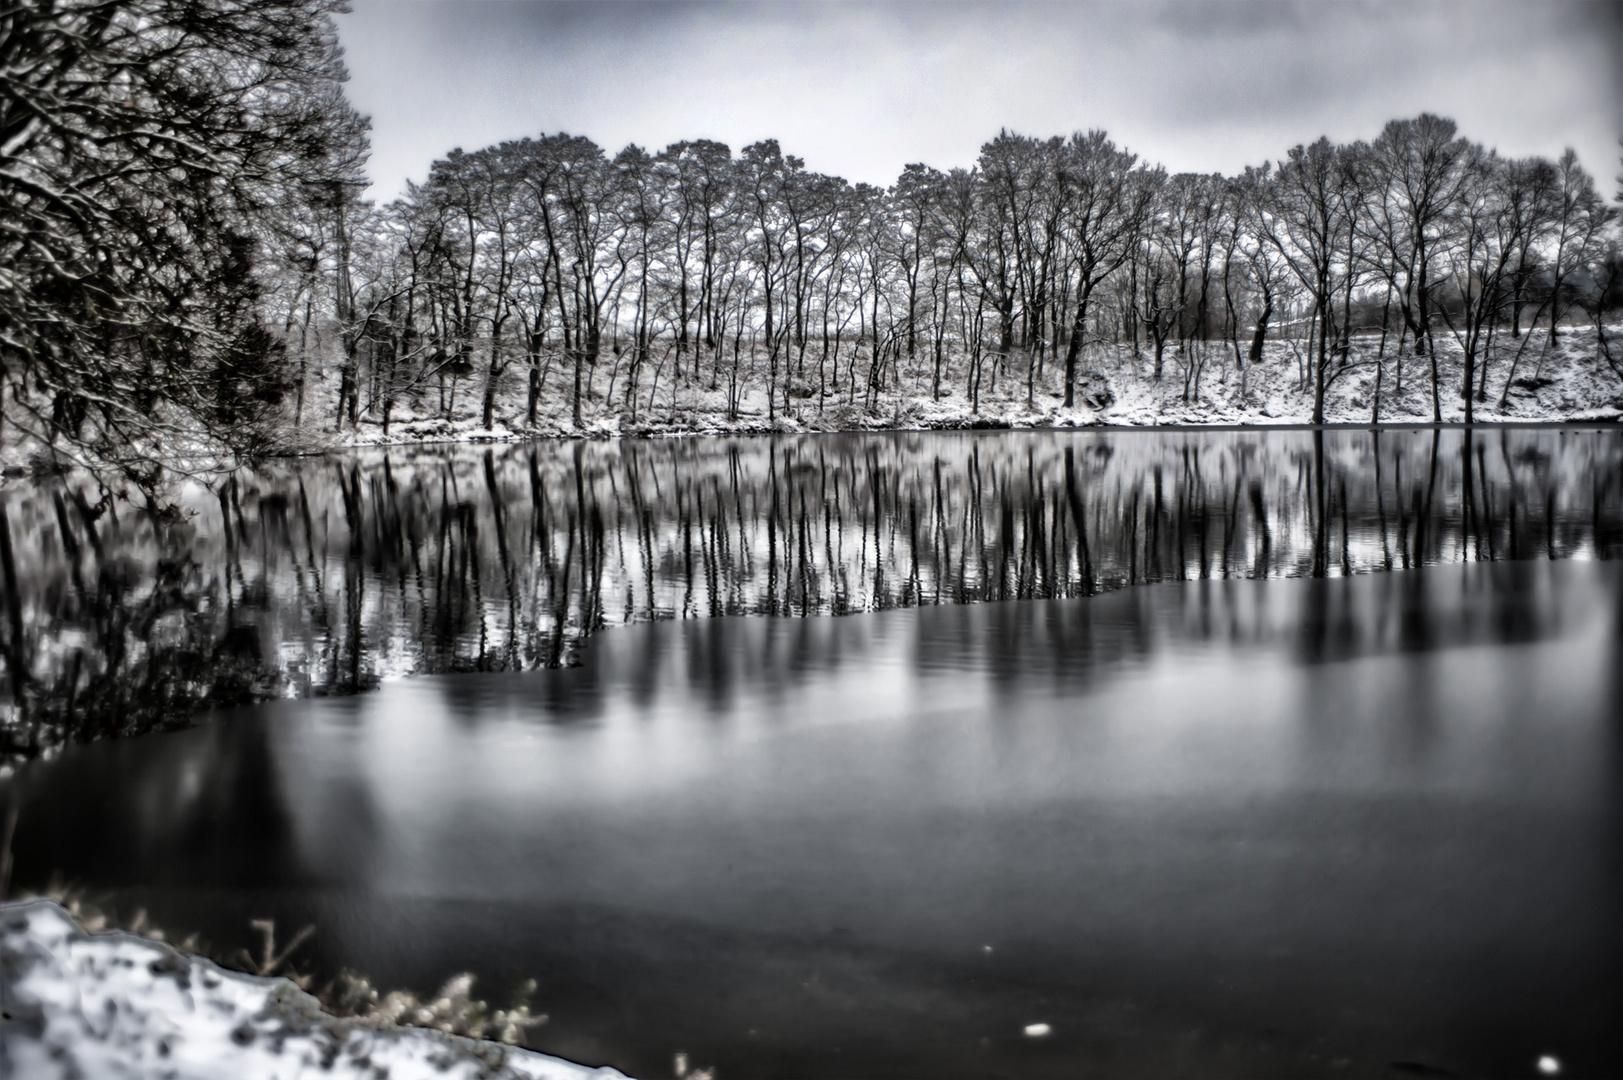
[4,427,1618,759]
[4,430,1622,1078]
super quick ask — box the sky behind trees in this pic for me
[337,0,1623,202]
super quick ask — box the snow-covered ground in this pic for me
[1,326,1615,475]
[309,324,1623,449]
[0,899,632,1080]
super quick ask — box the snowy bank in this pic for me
[0,899,632,1080]
[309,325,1623,450]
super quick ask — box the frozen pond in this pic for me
[4,429,1623,1077]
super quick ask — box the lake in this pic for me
[3,428,1622,1078]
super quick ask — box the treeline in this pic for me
[4,2,1623,488]
[301,119,1622,437]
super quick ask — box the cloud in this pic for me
[336,0,1622,200]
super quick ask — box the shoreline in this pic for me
[322,414,1622,447]
[0,898,633,1080]
[251,414,1622,460]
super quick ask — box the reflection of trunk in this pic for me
[0,502,28,707]
[1310,428,1328,577]
[1417,428,1441,559]
[1064,447,1095,594]
[51,490,83,595]
[1461,429,1479,557]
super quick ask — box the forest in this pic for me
[4,0,1622,492]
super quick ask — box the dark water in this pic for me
[4,428,1620,761]
[4,429,1623,1078]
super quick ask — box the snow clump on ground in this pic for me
[0,899,632,1080]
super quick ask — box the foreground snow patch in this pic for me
[0,900,631,1080]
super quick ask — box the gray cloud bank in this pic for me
[337,0,1623,200]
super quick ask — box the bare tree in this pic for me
[0,0,367,492]
[1544,149,1613,345]
[1056,133,1156,408]
[1364,115,1472,420]
[1442,151,1543,422]
[1253,140,1344,424]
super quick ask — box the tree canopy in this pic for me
[1,0,366,489]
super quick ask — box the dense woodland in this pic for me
[3,0,1623,492]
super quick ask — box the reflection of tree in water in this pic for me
[2,429,1620,762]
[538,556,1617,729]
[906,557,1609,701]
[3,706,314,890]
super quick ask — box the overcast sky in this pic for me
[336,0,1623,202]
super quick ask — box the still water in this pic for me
[4,429,1623,1078]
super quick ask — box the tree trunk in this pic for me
[1312,291,1328,426]
[528,359,541,428]
[481,323,503,431]
[1062,287,1092,409]
[1247,291,1273,368]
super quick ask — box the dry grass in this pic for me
[9,877,547,1046]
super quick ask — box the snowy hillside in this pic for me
[295,326,1623,449]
